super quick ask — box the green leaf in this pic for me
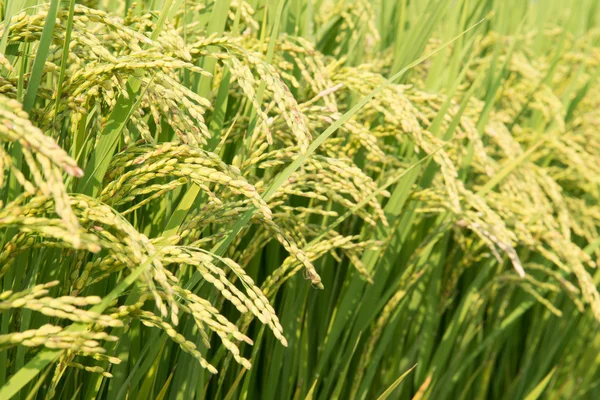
[524,367,557,400]
[22,0,60,113]
[376,364,417,400]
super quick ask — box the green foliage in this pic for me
[0,0,599,399]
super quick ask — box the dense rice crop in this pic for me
[0,0,599,398]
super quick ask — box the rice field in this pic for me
[0,0,599,398]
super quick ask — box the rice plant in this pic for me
[0,0,599,398]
